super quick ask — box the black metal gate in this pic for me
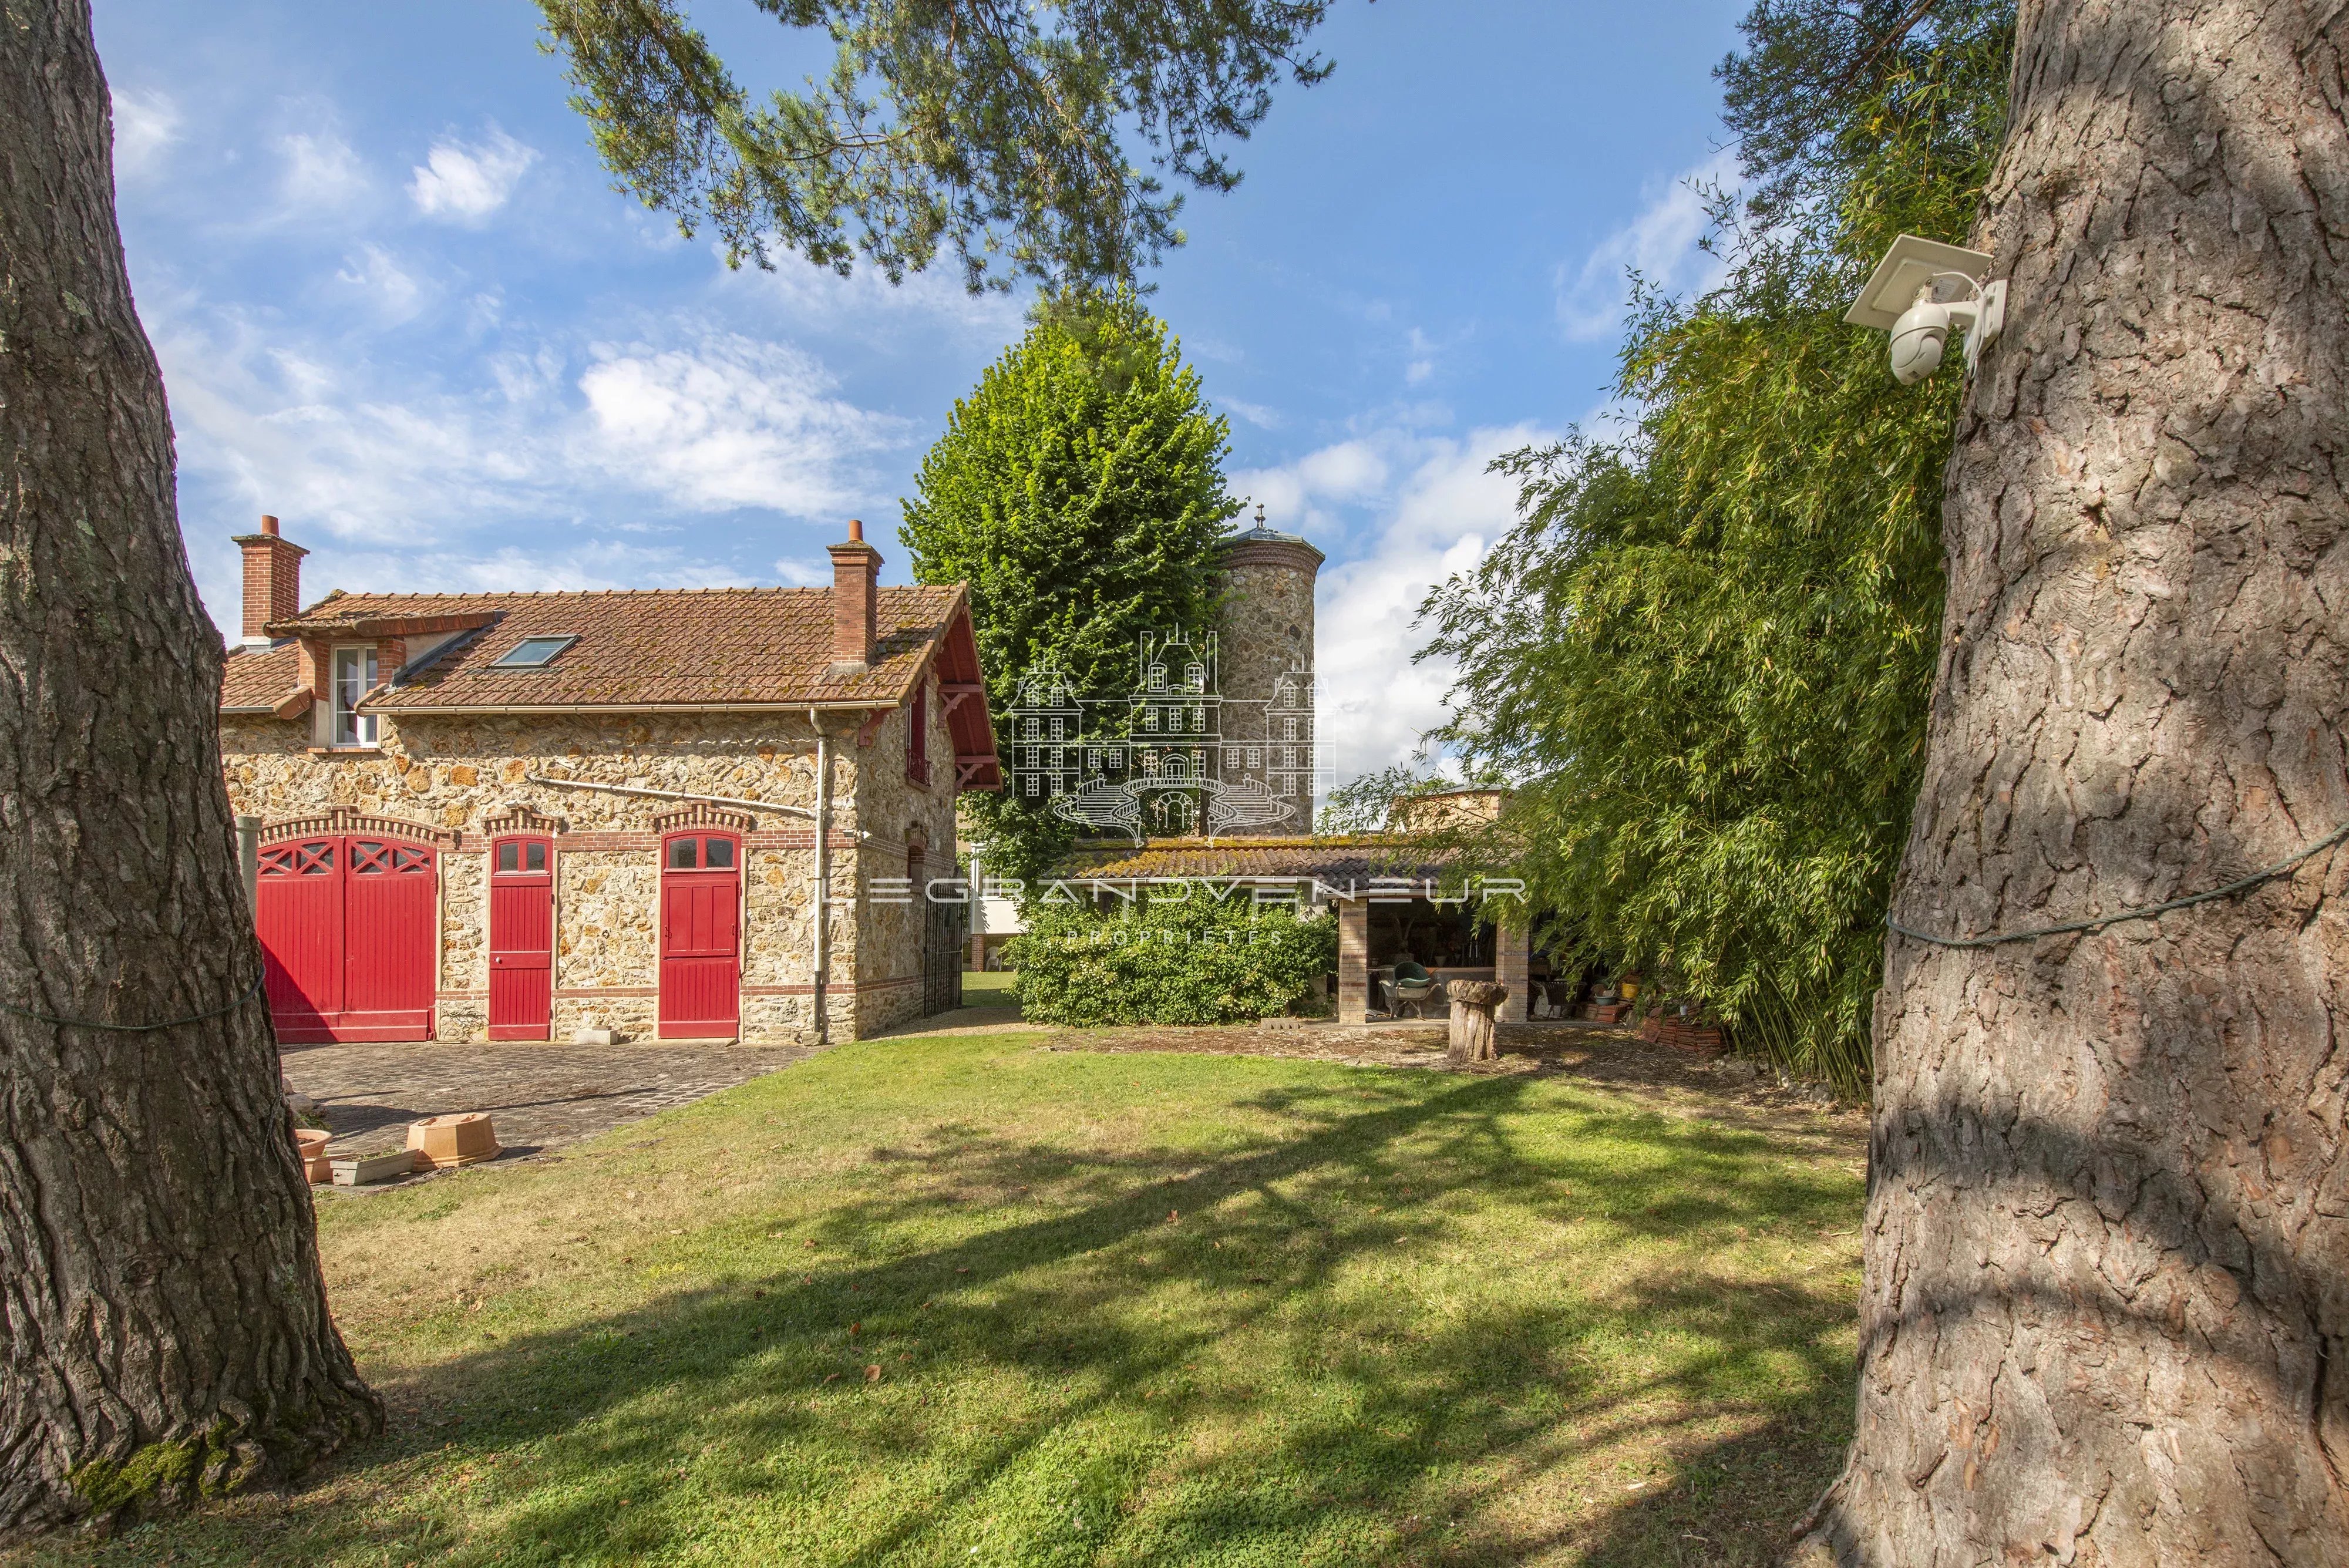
[921,887,966,1015]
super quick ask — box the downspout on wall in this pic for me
[811,707,830,1047]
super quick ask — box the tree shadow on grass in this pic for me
[36,1068,1863,1567]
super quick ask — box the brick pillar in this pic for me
[1337,899,1370,1024]
[1497,920,1530,1022]
[827,519,883,669]
[231,513,308,645]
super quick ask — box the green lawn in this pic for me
[961,969,1020,1009]
[19,1035,1864,1567]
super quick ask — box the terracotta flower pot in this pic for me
[294,1127,333,1185]
[406,1112,500,1170]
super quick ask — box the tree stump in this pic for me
[1446,980,1508,1064]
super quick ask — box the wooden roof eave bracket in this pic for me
[271,688,314,721]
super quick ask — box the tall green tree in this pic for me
[1808,0,2349,1556]
[1419,3,2011,1098]
[903,294,1241,886]
[4,0,1331,1541]
[1,2,381,1540]
[536,0,1339,288]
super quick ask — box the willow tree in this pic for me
[1803,0,2349,1557]
[1420,4,2008,1097]
[2,0,1340,1539]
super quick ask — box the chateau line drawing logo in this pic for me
[1004,628,1322,843]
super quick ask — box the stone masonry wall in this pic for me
[221,701,961,1045]
[847,667,963,1036]
[1214,545,1318,793]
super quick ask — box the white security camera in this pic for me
[1889,295,1951,385]
[1846,234,2008,386]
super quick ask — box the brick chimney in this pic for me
[230,513,308,647]
[826,519,883,671]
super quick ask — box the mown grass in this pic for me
[16,1034,1864,1567]
[960,970,1021,1010]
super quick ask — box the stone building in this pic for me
[216,516,1001,1047]
[998,507,1327,840]
[1213,504,1322,795]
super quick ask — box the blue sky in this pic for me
[96,0,1746,783]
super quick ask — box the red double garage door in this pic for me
[257,833,438,1043]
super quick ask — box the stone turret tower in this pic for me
[1213,503,1323,805]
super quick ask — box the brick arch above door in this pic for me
[480,802,566,837]
[648,800,758,836]
[259,805,457,849]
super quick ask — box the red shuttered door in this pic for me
[337,839,438,1039]
[659,833,741,1039]
[257,839,344,1041]
[489,837,554,1041]
[257,835,437,1042]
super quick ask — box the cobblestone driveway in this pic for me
[280,1041,820,1165]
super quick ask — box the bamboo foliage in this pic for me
[1419,11,2011,1098]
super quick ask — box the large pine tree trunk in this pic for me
[0,1,380,1540]
[1803,2,2349,1562]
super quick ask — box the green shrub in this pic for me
[1008,891,1336,1025]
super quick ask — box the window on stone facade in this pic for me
[332,647,378,746]
[1284,716,1298,741]
[1248,746,1262,769]
[1143,708,1159,732]
[907,679,930,785]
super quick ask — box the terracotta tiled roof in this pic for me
[259,586,970,711]
[219,642,304,712]
[1058,836,1441,881]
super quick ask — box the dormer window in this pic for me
[1147,664,1167,693]
[1184,662,1204,692]
[332,647,378,746]
[492,635,577,668]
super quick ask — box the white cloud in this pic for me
[1556,150,1739,342]
[311,540,746,595]
[146,295,910,637]
[279,130,368,208]
[335,244,428,324]
[1238,425,1549,793]
[773,556,831,587]
[409,128,539,223]
[1404,327,1436,386]
[111,88,180,178]
[1220,396,1283,430]
[577,335,909,520]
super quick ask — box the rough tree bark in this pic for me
[0,0,381,1540]
[1802,2,2349,1562]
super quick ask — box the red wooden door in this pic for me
[339,839,438,1039]
[489,837,553,1041]
[255,834,436,1043]
[257,838,344,1042]
[659,833,740,1038]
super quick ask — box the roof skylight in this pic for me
[492,635,578,669]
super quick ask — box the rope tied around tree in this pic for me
[0,971,267,1032]
[1888,820,2349,948]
